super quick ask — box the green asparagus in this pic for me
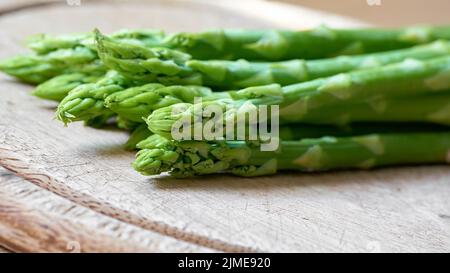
[57,76,231,124]
[130,25,450,61]
[133,122,448,151]
[0,47,106,84]
[27,29,166,54]
[33,73,102,101]
[146,55,450,138]
[116,116,142,131]
[56,55,450,134]
[105,84,228,122]
[96,33,450,89]
[56,71,138,124]
[4,25,450,84]
[276,122,450,140]
[105,81,450,130]
[25,26,450,61]
[0,29,166,84]
[83,111,116,128]
[124,123,153,150]
[97,54,450,127]
[106,85,450,151]
[133,132,450,177]
[147,92,450,140]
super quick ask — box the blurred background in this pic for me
[1,0,449,27]
[279,0,450,26]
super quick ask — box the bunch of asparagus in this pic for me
[2,25,450,177]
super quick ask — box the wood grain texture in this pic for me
[0,191,144,253]
[0,167,214,252]
[0,0,449,253]
[0,246,10,253]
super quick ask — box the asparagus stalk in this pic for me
[105,84,229,122]
[89,54,450,127]
[27,32,93,54]
[83,111,116,128]
[130,122,448,151]
[148,92,450,139]
[27,29,165,54]
[96,33,450,89]
[116,116,142,131]
[124,123,153,150]
[56,73,233,124]
[90,53,450,133]
[145,94,450,139]
[4,25,450,84]
[23,25,450,60]
[105,81,450,133]
[288,93,450,125]
[133,132,450,177]
[0,29,166,84]
[276,122,450,140]
[130,25,450,61]
[0,47,106,84]
[56,71,138,124]
[146,55,450,138]
[33,73,102,101]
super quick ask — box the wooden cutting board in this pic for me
[1,0,450,253]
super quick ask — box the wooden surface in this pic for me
[0,167,213,252]
[0,0,449,253]
[0,246,10,253]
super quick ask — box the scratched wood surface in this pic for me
[0,0,449,253]
[0,167,213,252]
[0,246,10,253]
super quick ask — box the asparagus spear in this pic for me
[23,25,450,60]
[105,80,450,130]
[131,25,450,61]
[73,82,446,151]
[124,123,153,150]
[146,55,450,138]
[80,54,450,126]
[56,71,138,124]
[130,122,448,151]
[4,25,450,84]
[70,52,450,130]
[276,122,450,140]
[32,72,122,128]
[148,92,450,139]
[287,93,450,125]
[0,30,166,84]
[133,132,450,177]
[83,111,116,128]
[145,94,450,139]
[96,33,450,89]
[0,47,106,84]
[105,84,230,122]
[33,73,102,101]
[27,29,165,54]
[27,33,93,54]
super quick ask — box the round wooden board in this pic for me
[1,0,449,253]
[0,167,213,252]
